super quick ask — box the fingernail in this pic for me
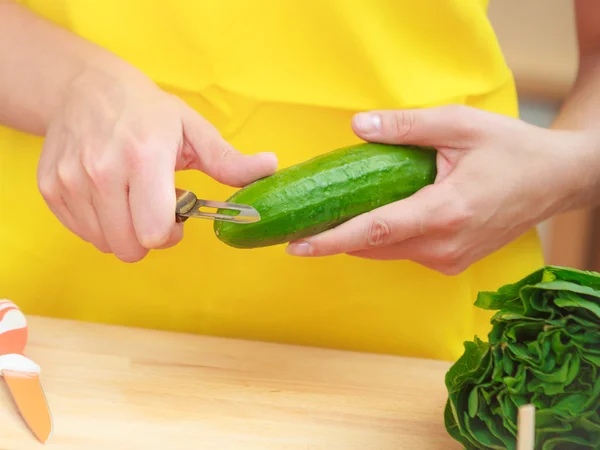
[354,113,382,133]
[286,241,311,256]
[257,151,278,163]
[252,152,278,173]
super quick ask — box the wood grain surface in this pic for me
[0,316,460,450]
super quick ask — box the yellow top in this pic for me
[0,0,543,361]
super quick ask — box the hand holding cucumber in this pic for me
[36,67,277,263]
[285,105,597,275]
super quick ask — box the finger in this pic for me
[38,164,101,246]
[37,128,88,241]
[156,223,184,250]
[92,188,149,262]
[56,160,111,252]
[349,236,472,276]
[347,241,454,273]
[350,246,468,275]
[346,238,421,261]
[180,104,278,187]
[351,105,488,149]
[128,141,179,250]
[38,183,84,241]
[85,158,148,262]
[285,185,442,257]
[51,204,83,241]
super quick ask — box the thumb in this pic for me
[351,105,487,149]
[180,104,278,187]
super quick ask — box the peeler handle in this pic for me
[173,188,260,223]
[175,188,197,223]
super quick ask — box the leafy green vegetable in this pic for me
[445,266,600,449]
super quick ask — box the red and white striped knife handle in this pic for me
[0,300,40,375]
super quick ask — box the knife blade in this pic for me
[0,299,53,444]
[2,369,52,443]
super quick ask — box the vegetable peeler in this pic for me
[175,188,260,224]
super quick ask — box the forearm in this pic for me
[0,1,144,136]
[552,58,600,133]
[547,0,600,211]
[548,61,600,213]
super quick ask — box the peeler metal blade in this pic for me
[175,188,260,224]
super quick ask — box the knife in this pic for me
[175,188,260,224]
[0,299,52,444]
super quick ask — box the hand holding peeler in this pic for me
[0,299,52,444]
[175,188,260,224]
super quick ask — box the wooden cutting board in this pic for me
[0,316,461,450]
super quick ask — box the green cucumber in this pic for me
[214,142,437,249]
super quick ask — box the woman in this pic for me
[0,0,598,362]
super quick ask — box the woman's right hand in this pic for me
[37,67,277,263]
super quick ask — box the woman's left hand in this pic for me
[286,105,593,275]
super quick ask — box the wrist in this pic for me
[0,3,152,135]
[550,130,600,214]
[48,56,154,130]
[572,131,600,208]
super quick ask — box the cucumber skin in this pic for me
[214,142,437,249]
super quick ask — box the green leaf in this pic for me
[445,337,491,394]
[541,436,595,450]
[468,387,479,418]
[444,400,467,445]
[554,295,600,320]
[444,265,600,449]
[551,394,588,416]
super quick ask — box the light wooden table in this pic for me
[0,316,460,450]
